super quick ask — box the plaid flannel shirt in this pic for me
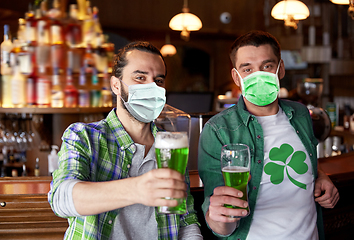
[48,109,199,240]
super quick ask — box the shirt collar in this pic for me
[236,97,295,125]
[105,108,160,152]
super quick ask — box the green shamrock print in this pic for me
[264,143,308,190]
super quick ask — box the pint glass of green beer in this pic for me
[221,143,250,218]
[155,132,189,214]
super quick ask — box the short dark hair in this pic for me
[112,41,166,79]
[229,30,281,68]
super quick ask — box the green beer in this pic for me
[222,166,250,212]
[155,132,189,214]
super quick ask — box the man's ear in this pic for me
[279,59,285,80]
[231,68,241,88]
[111,76,120,95]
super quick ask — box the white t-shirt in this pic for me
[246,108,318,240]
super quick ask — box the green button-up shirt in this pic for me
[198,97,324,240]
[48,109,199,240]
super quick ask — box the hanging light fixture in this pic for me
[271,0,310,29]
[169,0,202,41]
[330,0,354,20]
[329,0,349,4]
[160,34,177,57]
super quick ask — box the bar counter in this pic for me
[1,153,354,240]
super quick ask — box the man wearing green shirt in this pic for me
[48,42,201,240]
[198,31,339,240]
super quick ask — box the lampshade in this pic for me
[169,0,202,41]
[330,0,349,4]
[169,12,202,31]
[271,0,310,20]
[161,44,177,57]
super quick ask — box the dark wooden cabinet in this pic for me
[0,177,68,239]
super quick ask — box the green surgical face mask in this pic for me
[234,62,281,106]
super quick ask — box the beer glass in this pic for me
[155,131,189,214]
[221,143,250,218]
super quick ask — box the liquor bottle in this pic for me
[83,43,95,74]
[22,163,28,177]
[101,68,112,107]
[36,3,50,47]
[48,0,63,45]
[93,33,107,73]
[102,34,115,70]
[34,158,40,177]
[64,68,78,108]
[48,0,65,70]
[25,3,37,47]
[78,67,90,107]
[82,0,94,46]
[11,55,27,108]
[26,52,37,106]
[92,6,103,48]
[1,24,13,72]
[90,67,101,107]
[51,67,64,108]
[37,65,51,107]
[1,24,13,108]
[17,18,32,75]
[36,12,51,70]
[65,4,83,48]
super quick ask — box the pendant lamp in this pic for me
[329,0,349,4]
[169,0,202,41]
[160,34,177,57]
[271,0,310,29]
[330,0,354,20]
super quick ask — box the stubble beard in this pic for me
[120,85,141,123]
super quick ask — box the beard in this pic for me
[120,84,129,110]
[120,84,140,123]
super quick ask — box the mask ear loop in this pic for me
[275,60,281,90]
[233,68,245,93]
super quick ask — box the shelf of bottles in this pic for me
[0,0,115,113]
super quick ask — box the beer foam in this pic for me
[155,132,189,149]
[222,166,249,173]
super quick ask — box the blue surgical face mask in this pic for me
[234,61,281,106]
[119,80,166,123]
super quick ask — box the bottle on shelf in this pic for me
[51,67,64,107]
[17,18,32,75]
[25,3,37,45]
[1,24,14,108]
[11,51,27,108]
[64,68,78,108]
[34,157,40,176]
[90,67,101,107]
[35,19,51,72]
[93,32,107,73]
[1,24,13,73]
[36,65,51,107]
[22,163,28,177]
[26,52,38,106]
[82,0,94,46]
[65,4,83,48]
[36,2,50,47]
[101,68,112,107]
[78,67,90,107]
[83,43,95,75]
[48,0,65,70]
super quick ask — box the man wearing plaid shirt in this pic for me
[48,42,202,240]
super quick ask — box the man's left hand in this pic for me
[314,169,339,208]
